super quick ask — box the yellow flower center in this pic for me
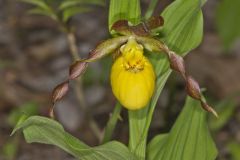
[120,39,144,73]
[110,37,156,110]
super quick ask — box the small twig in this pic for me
[65,31,102,140]
[67,32,81,61]
[66,32,87,110]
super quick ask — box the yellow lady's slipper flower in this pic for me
[110,38,155,110]
[51,16,217,117]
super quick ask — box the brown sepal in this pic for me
[131,25,151,36]
[111,16,164,36]
[145,16,164,30]
[111,20,131,35]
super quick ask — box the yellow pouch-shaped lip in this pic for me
[110,38,155,110]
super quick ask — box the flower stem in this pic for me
[67,32,81,61]
[66,31,102,140]
[66,32,86,110]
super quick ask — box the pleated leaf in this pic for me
[126,0,207,159]
[62,6,92,22]
[21,0,57,20]
[108,0,141,33]
[161,0,205,54]
[147,97,218,160]
[21,0,51,11]
[12,116,137,160]
[27,7,58,20]
[59,0,105,10]
[216,0,240,51]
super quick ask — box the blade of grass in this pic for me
[102,102,122,144]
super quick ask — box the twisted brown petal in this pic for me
[69,61,88,80]
[134,37,217,116]
[186,76,201,100]
[168,51,186,78]
[50,37,129,116]
[87,36,129,62]
[161,44,218,117]
[52,81,69,103]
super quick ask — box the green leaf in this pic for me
[161,0,205,54]
[108,0,141,33]
[21,0,58,21]
[216,0,240,51]
[12,116,136,160]
[59,0,105,10]
[147,97,218,160]
[146,134,168,160]
[62,6,92,22]
[27,7,58,20]
[228,142,240,160]
[127,0,207,159]
[8,102,39,127]
[60,0,105,22]
[1,139,18,160]
[21,0,51,11]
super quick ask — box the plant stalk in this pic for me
[66,32,87,110]
[101,102,122,144]
[66,31,102,140]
